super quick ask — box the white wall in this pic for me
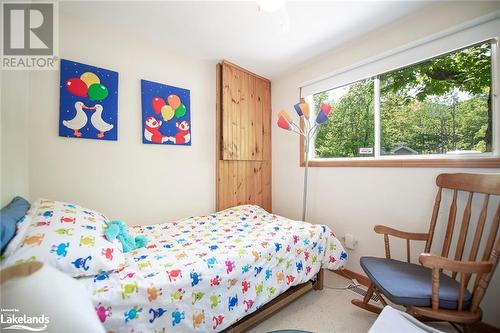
[1,9,216,224]
[272,1,500,326]
[1,71,31,205]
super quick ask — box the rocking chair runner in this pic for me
[352,173,500,329]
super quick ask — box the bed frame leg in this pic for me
[314,268,324,290]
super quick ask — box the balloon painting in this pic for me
[141,79,191,146]
[59,59,119,141]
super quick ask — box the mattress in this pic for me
[79,205,347,332]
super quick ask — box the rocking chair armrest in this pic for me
[374,225,429,241]
[419,253,493,274]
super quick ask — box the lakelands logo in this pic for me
[2,1,58,70]
[1,308,49,331]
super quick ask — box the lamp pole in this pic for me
[302,132,309,221]
[302,117,319,221]
[277,99,331,222]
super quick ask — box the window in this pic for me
[309,40,499,166]
[314,79,374,158]
[380,42,492,156]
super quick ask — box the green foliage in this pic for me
[380,95,489,154]
[315,80,374,157]
[314,42,492,157]
[382,42,491,99]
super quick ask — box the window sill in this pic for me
[299,157,500,168]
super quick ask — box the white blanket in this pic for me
[80,205,348,332]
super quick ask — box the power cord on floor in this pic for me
[324,276,361,290]
[324,272,380,303]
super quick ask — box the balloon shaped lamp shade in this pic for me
[320,103,332,115]
[293,101,310,119]
[277,116,291,130]
[277,99,333,221]
[315,103,332,125]
[277,110,293,130]
[293,103,303,117]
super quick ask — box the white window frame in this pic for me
[300,13,500,163]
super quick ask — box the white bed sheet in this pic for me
[79,205,347,332]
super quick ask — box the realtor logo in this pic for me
[1,308,49,331]
[2,2,58,69]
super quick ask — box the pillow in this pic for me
[1,262,106,333]
[2,199,125,277]
[1,213,33,260]
[1,197,30,253]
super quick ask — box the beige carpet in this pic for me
[247,271,455,333]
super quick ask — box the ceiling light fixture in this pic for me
[256,0,285,13]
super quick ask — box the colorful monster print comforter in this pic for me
[80,205,347,332]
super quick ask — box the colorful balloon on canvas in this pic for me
[141,80,191,146]
[59,59,119,141]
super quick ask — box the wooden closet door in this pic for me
[216,61,271,212]
[222,62,269,161]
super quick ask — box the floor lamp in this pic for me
[277,98,332,221]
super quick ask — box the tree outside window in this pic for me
[313,41,493,159]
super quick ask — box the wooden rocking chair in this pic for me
[352,173,500,331]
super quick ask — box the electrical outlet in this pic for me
[344,233,358,250]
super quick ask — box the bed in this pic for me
[1,200,347,333]
[79,205,347,332]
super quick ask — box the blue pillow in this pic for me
[1,197,30,253]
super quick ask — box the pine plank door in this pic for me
[216,61,271,212]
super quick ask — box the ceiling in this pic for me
[60,1,434,79]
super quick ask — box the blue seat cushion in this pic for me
[360,256,472,310]
[1,196,30,253]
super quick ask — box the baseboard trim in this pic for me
[331,268,500,333]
